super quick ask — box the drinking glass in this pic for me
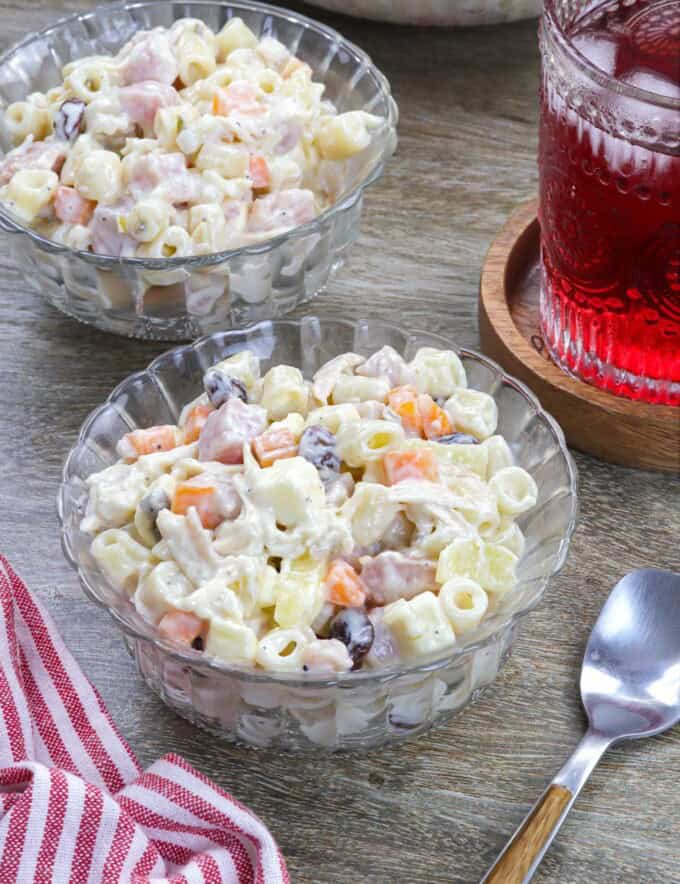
[538,0,679,405]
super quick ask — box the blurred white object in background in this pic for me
[306,0,541,26]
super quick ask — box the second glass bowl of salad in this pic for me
[59,317,578,751]
[0,1,397,340]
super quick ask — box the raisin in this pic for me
[139,488,170,541]
[298,425,340,480]
[438,432,479,445]
[54,99,86,142]
[329,608,374,670]
[203,370,248,408]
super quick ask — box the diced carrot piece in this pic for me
[172,479,223,529]
[54,185,95,225]
[417,394,452,440]
[325,559,366,607]
[252,427,297,467]
[384,449,439,485]
[387,387,452,440]
[158,610,204,646]
[387,385,422,434]
[184,403,214,443]
[249,154,270,191]
[120,425,178,460]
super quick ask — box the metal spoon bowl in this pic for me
[483,568,680,884]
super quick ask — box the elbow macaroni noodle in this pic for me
[0,18,383,258]
[82,345,538,673]
[4,169,59,223]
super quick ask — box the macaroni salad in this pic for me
[81,345,538,673]
[0,17,382,258]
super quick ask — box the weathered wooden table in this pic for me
[1,2,679,882]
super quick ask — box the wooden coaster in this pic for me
[479,199,679,472]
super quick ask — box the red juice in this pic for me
[538,0,680,405]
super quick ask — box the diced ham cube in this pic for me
[357,345,414,388]
[341,544,381,571]
[125,153,165,194]
[158,610,204,646]
[163,168,201,205]
[380,513,415,550]
[248,189,316,233]
[359,551,437,605]
[119,82,180,131]
[198,397,267,464]
[54,185,95,225]
[0,140,67,186]
[125,151,197,203]
[212,478,242,520]
[89,203,136,257]
[121,32,178,86]
[276,121,302,155]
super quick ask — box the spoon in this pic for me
[482,568,680,883]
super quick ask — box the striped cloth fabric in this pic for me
[0,556,289,884]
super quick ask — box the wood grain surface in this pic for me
[478,200,680,472]
[1,4,679,883]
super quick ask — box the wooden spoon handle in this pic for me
[482,732,611,883]
[483,784,573,883]
[482,731,611,883]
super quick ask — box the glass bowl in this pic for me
[0,2,397,341]
[58,318,578,751]
[305,0,541,27]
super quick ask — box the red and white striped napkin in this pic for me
[0,556,289,884]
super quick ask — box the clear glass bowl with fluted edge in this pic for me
[0,2,397,341]
[306,0,541,27]
[58,317,578,751]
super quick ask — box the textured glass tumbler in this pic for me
[538,0,680,405]
[59,318,578,751]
